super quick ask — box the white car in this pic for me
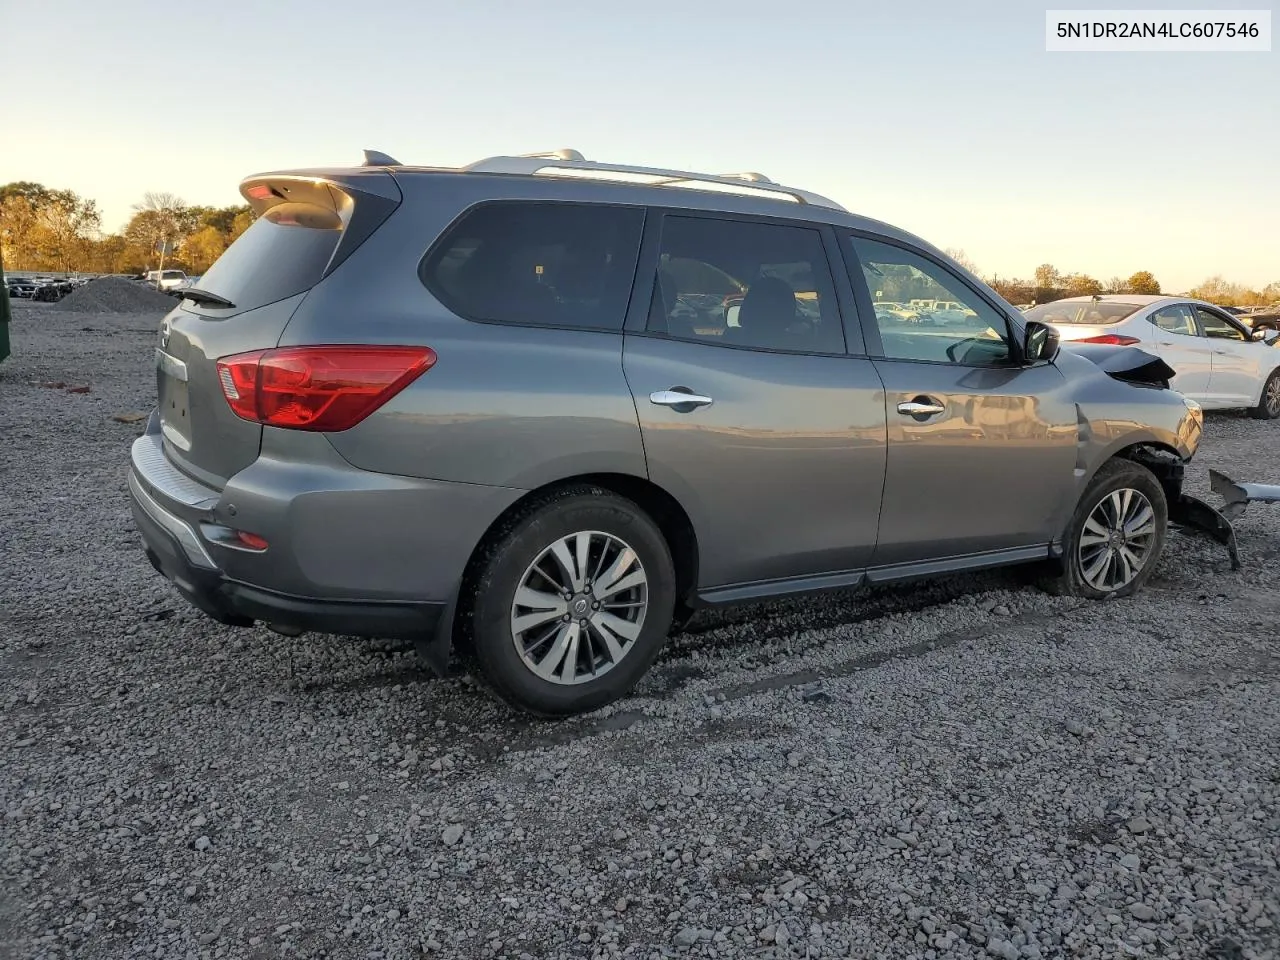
[873,301,921,322]
[1024,295,1280,418]
[145,269,189,291]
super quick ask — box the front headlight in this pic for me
[1182,395,1202,414]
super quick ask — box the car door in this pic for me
[622,212,887,593]
[1192,304,1263,406]
[1144,302,1213,401]
[842,234,1079,569]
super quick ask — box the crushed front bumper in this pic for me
[1167,469,1280,571]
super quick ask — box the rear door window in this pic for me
[1149,303,1199,336]
[421,202,645,331]
[196,204,343,311]
[648,215,846,354]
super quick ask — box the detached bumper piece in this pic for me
[1209,469,1280,520]
[1168,469,1280,571]
[1169,494,1240,570]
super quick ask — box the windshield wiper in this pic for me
[180,288,236,308]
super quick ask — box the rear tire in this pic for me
[1250,369,1280,420]
[1041,459,1167,599]
[468,486,676,716]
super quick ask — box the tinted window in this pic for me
[197,203,342,311]
[1194,306,1247,341]
[1149,303,1198,336]
[648,216,845,354]
[850,237,1011,365]
[422,202,645,331]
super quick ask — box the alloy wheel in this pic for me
[510,531,648,685]
[1078,487,1158,591]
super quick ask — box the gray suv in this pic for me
[129,149,1207,715]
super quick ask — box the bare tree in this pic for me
[131,192,195,281]
[944,248,980,275]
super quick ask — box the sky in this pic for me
[1,0,1276,292]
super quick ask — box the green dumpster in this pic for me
[0,248,10,363]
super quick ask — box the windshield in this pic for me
[1022,301,1142,325]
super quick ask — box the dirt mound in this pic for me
[53,277,176,314]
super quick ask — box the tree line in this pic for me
[3,184,1275,308]
[946,250,1278,308]
[0,182,256,276]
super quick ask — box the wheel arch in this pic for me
[1254,364,1280,410]
[1100,440,1186,505]
[425,472,700,670]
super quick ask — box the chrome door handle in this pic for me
[650,389,713,409]
[897,401,946,416]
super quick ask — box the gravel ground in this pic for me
[2,303,1278,960]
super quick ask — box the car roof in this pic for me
[1046,294,1251,315]
[244,152,959,269]
[1049,295,1167,306]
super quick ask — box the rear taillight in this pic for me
[215,345,436,432]
[1077,334,1141,346]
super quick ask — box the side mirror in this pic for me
[1023,320,1061,363]
[1250,326,1274,342]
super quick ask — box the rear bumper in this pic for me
[130,468,445,638]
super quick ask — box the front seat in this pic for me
[730,276,798,348]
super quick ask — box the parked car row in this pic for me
[4,275,91,301]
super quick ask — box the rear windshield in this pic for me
[1022,301,1142,325]
[195,202,343,311]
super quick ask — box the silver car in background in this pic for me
[1024,295,1280,418]
[129,149,1214,716]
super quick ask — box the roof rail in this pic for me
[462,151,845,211]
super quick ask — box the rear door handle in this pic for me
[897,400,946,416]
[650,389,713,410]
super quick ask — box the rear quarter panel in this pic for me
[279,176,647,489]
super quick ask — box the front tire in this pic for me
[1044,459,1167,599]
[1250,369,1280,420]
[469,487,676,716]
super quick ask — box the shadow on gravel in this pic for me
[711,609,1068,703]
[465,606,1088,760]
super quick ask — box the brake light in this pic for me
[216,346,436,431]
[1077,334,1141,346]
[245,184,274,200]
